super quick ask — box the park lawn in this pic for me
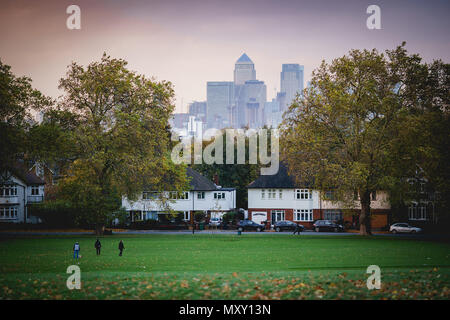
[0,234,449,299]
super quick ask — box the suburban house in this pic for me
[405,174,438,226]
[0,162,45,223]
[247,164,391,230]
[122,167,236,223]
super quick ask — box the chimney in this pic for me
[213,173,219,186]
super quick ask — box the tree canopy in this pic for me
[281,43,449,234]
[53,54,188,232]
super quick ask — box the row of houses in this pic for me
[0,162,434,229]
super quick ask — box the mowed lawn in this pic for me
[0,234,449,299]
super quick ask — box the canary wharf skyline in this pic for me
[1,0,449,113]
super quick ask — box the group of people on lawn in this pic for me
[72,239,125,259]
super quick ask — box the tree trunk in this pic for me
[359,191,372,235]
[95,224,105,236]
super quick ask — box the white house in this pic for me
[122,167,236,223]
[248,164,391,230]
[0,162,45,223]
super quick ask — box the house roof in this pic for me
[236,53,253,64]
[186,167,218,191]
[3,161,46,185]
[247,163,308,189]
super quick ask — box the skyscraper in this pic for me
[234,53,256,85]
[241,80,266,128]
[280,64,304,112]
[206,81,234,129]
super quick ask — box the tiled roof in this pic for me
[4,161,46,185]
[248,163,309,189]
[187,167,218,191]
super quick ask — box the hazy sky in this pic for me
[1,0,449,113]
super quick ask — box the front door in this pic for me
[271,210,285,225]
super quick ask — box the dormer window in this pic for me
[31,186,40,195]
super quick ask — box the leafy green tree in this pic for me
[192,129,261,209]
[388,58,450,222]
[56,54,188,234]
[281,44,439,235]
[0,59,53,175]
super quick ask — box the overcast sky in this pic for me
[1,0,449,113]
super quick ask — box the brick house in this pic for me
[247,164,391,230]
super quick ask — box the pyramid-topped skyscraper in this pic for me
[234,53,256,85]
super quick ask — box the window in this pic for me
[0,206,18,219]
[180,192,189,200]
[31,186,40,195]
[169,191,189,200]
[143,192,160,200]
[296,189,311,200]
[279,189,283,199]
[324,210,342,221]
[197,192,205,200]
[183,211,190,221]
[408,204,427,220]
[371,191,377,201]
[214,192,226,200]
[294,209,313,221]
[268,189,276,199]
[0,185,17,197]
[144,211,158,220]
[261,189,265,199]
[324,191,337,200]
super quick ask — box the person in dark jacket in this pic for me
[293,223,302,235]
[118,240,125,256]
[94,239,101,256]
[73,241,80,259]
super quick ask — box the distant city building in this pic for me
[234,53,256,85]
[171,113,190,129]
[188,101,207,123]
[264,98,281,128]
[232,54,266,128]
[280,64,304,112]
[187,115,203,139]
[239,80,266,128]
[202,54,301,129]
[206,81,234,129]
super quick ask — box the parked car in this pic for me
[274,220,305,232]
[390,223,422,234]
[209,217,222,227]
[237,220,264,232]
[313,220,344,232]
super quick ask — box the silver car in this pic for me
[390,223,422,234]
[209,217,221,227]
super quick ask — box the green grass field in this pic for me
[0,234,449,299]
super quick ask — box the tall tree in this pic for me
[0,59,53,175]
[57,54,188,233]
[388,58,450,222]
[281,44,434,235]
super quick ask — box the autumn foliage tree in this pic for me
[281,44,446,235]
[56,54,188,234]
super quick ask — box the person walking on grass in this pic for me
[118,240,125,256]
[293,224,301,235]
[73,241,80,259]
[94,238,101,256]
